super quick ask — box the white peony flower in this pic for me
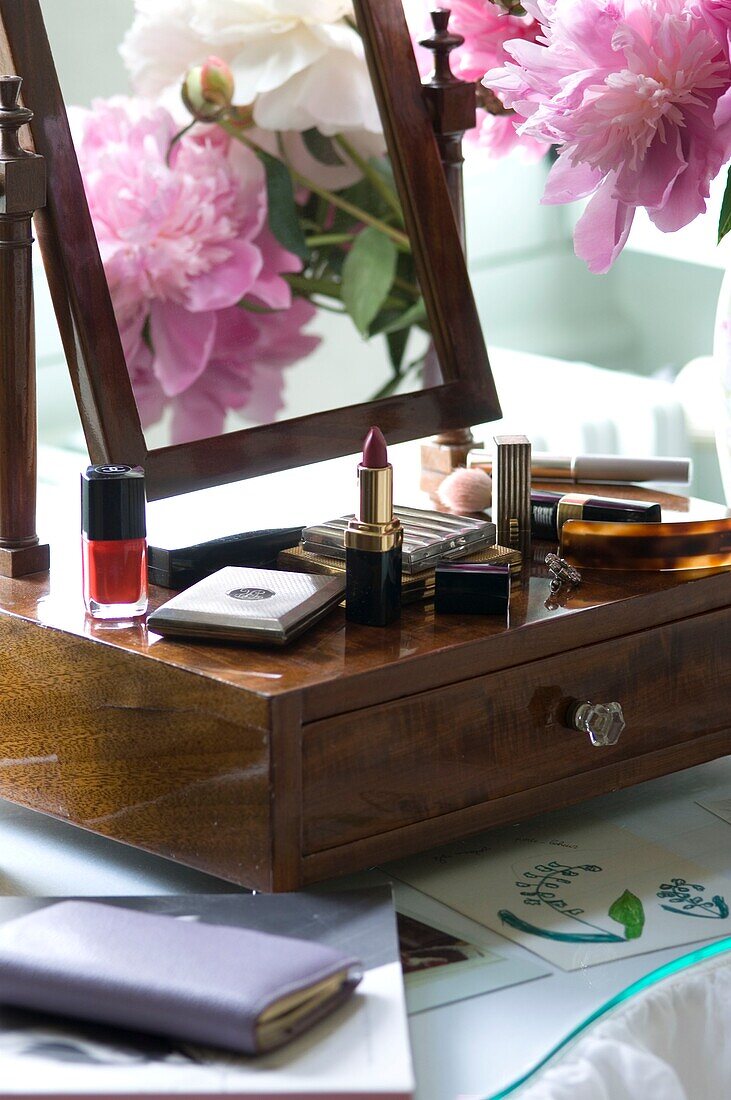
[121,0,383,137]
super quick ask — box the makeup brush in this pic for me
[437,467,492,513]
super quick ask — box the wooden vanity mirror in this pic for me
[0,0,499,500]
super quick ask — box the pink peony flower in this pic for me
[467,104,546,159]
[71,96,319,442]
[488,0,731,271]
[403,0,545,159]
[132,298,319,443]
[447,0,541,83]
[702,0,731,63]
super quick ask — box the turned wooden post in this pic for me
[0,75,49,576]
[420,7,475,247]
[420,8,481,491]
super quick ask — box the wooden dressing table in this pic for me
[0,446,728,892]
[3,0,724,894]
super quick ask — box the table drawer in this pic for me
[303,608,731,854]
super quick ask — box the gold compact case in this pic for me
[560,518,731,571]
[303,507,496,575]
[147,567,345,645]
[279,542,522,602]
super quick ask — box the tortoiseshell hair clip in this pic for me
[560,518,731,571]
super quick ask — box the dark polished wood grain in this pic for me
[302,727,731,884]
[0,75,49,575]
[0,611,274,888]
[0,473,727,889]
[418,9,481,476]
[0,0,500,501]
[302,608,731,853]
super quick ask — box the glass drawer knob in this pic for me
[566,701,625,747]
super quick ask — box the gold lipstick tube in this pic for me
[345,465,402,553]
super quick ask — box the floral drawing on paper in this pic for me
[657,878,730,919]
[497,860,646,943]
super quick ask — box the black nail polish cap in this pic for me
[81,464,146,541]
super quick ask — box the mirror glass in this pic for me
[39,0,438,450]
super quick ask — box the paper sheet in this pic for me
[386,818,731,971]
[393,881,549,1013]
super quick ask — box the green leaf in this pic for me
[302,128,345,166]
[331,179,375,234]
[376,298,427,337]
[341,227,398,337]
[256,149,310,262]
[372,372,406,401]
[719,165,731,243]
[387,327,410,373]
[335,176,393,226]
[608,890,645,940]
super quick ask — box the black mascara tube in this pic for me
[531,491,662,540]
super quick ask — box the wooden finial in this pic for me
[0,76,34,160]
[0,74,23,108]
[420,9,466,89]
[419,8,475,141]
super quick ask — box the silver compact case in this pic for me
[147,567,345,646]
[303,507,496,575]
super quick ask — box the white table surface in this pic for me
[1,756,731,1099]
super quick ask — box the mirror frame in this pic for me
[0,0,501,500]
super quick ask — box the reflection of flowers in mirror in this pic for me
[182,56,235,120]
[70,2,435,442]
[120,1,381,138]
[71,98,319,443]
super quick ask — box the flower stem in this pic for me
[219,120,411,252]
[334,134,404,223]
[308,300,347,315]
[286,274,343,299]
[286,273,410,312]
[393,274,420,300]
[291,168,410,251]
[166,120,198,166]
[306,232,357,247]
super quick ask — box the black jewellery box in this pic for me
[148,528,304,589]
[434,562,512,617]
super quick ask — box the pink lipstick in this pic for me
[363,425,388,469]
[345,427,403,626]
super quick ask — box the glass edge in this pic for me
[486,934,731,1100]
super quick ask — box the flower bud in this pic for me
[182,56,235,120]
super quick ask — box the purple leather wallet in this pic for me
[0,900,362,1055]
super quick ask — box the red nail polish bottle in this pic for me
[81,465,148,620]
